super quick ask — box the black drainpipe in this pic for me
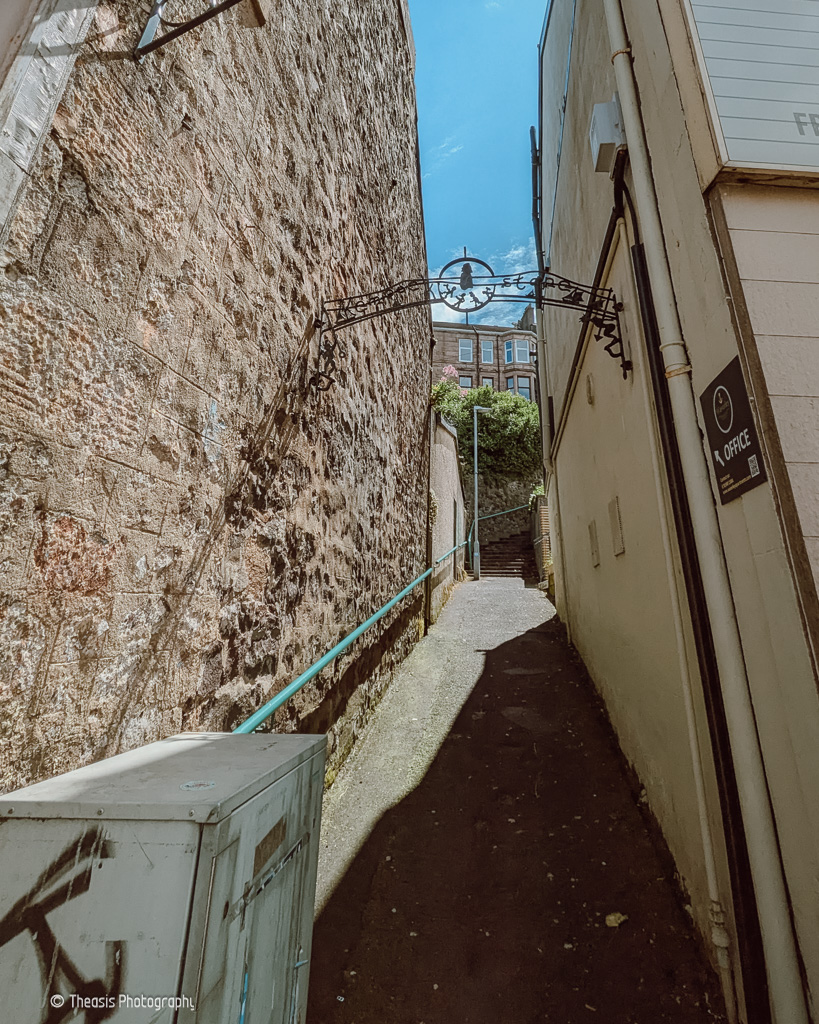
[621,180,770,1023]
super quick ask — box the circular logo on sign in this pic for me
[179,780,216,791]
[713,386,733,434]
[434,256,497,314]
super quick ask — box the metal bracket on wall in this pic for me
[134,0,251,61]
[310,254,629,390]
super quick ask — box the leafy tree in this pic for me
[431,367,542,478]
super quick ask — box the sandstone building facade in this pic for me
[0,0,431,790]
[431,320,537,400]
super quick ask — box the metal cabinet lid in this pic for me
[1,733,326,824]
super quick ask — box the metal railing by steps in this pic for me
[234,539,468,734]
[235,504,529,734]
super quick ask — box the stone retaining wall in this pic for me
[0,0,430,791]
[464,472,542,544]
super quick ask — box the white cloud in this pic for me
[422,135,465,180]
[487,237,539,276]
[430,303,470,325]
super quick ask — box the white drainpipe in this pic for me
[602,1,809,1021]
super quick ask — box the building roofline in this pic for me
[431,321,535,335]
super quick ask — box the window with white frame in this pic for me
[504,340,513,363]
[515,338,530,363]
[482,377,493,388]
[481,339,493,363]
[459,375,472,389]
[517,377,531,401]
[506,376,514,391]
[459,338,473,362]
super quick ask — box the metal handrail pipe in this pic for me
[234,541,469,734]
[479,504,529,522]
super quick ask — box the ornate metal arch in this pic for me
[310,255,629,391]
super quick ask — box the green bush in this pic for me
[432,369,542,477]
[529,483,545,510]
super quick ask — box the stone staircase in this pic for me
[476,530,538,580]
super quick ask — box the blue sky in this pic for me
[408,0,547,324]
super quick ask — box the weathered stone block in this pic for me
[0,0,430,790]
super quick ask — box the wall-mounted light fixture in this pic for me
[134,0,264,61]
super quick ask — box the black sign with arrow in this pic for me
[699,356,767,505]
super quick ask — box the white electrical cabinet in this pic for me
[0,732,326,1024]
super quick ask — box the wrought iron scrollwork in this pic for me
[309,322,344,392]
[311,255,629,389]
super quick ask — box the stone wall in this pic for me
[0,0,431,791]
[428,413,466,622]
[465,472,541,544]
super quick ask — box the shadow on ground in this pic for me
[308,616,725,1024]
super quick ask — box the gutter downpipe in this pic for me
[617,214,738,1023]
[602,2,808,1021]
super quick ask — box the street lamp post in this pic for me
[472,405,492,581]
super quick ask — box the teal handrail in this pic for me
[479,503,529,522]
[468,503,528,564]
[234,539,468,734]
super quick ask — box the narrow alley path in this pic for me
[308,580,725,1024]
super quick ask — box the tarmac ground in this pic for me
[307,578,726,1024]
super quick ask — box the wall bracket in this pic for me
[134,0,251,61]
[311,254,628,390]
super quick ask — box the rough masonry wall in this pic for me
[0,0,431,791]
[464,472,540,544]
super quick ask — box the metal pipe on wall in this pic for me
[617,216,739,1022]
[602,1,809,1020]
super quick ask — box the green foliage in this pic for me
[432,373,542,477]
[529,483,545,510]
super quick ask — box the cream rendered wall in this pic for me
[620,0,819,992]
[718,186,819,597]
[542,0,819,996]
[553,242,725,927]
[540,0,732,964]
[429,416,465,623]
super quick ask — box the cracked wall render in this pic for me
[0,0,431,791]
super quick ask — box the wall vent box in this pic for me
[0,732,326,1023]
[589,96,626,174]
